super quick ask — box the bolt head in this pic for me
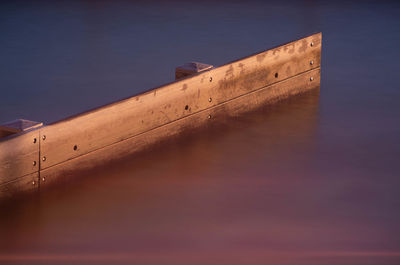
[208,97,212,102]
[208,115,212,119]
[209,77,213,82]
[42,135,46,140]
[310,77,314,81]
[310,60,314,65]
[33,161,36,166]
[33,138,37,143]
[32,181,35,185]
[42,177,46,182]
[310,42,314,47]
[42,156,46,161]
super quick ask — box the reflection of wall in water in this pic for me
[0,89,320,259]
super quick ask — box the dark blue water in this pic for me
[1,1,400,264]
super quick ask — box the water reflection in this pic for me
[0,90,321,262]
[1,88,399,264]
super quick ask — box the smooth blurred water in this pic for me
[1,1,400,264]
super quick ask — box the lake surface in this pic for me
[1,1,400,264]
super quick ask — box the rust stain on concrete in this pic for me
[273,48,281,56]
[286,65,292,76]
[298,40,308,53]
[288,44,295,54]
[238,63,245,75]
[256,53,266,63]
[225,65,234,79]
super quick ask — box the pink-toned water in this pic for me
[1,1,400,264]
[1,90,400,264]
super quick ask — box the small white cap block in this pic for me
[0,119,43,138]
[175,62,213,80]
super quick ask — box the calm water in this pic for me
[1,1,400,264]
